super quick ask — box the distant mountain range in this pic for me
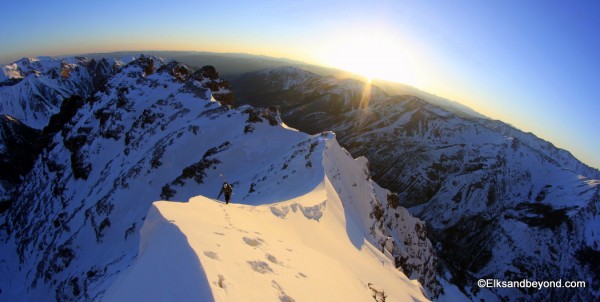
[232,66,600,301]
[1,51,598,301]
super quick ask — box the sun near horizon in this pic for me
[1,1,599,169]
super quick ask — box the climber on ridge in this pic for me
[217,181,233,204]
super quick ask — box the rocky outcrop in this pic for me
[0,115,41,208]
[193,65,234,106]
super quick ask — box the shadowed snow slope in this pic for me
[104,138,430,302]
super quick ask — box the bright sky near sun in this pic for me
[1,0,599,169]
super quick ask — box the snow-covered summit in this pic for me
[104,137,430,302]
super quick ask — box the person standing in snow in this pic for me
[217,181,233,204]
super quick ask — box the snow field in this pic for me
[105,140,429,302]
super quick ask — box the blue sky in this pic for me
[1,0,598,168]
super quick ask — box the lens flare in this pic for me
[355,77,373,130]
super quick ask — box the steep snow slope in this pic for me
[232,66,600,301]
[0,57,121,129]
[0,57,435,301]
[104,138,430,302]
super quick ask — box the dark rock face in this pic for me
[243,106,281,126]
[0,116,41,184]
[0,115,42,209]
[192,65,234,106]
[86,58,121,90]
[197,65,219,80]
[40,95,86,147]
[160,141,230,200]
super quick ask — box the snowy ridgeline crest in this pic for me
[104,136,433,302]
[232,66,600,301]
[0,56,436,301]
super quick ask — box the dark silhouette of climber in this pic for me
[217,181,233,204]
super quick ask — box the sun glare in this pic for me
[320,30,417,85]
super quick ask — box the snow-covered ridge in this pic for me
[104,137,431,302]
[476,118,600,178]
[231,66,600,301]
[0,56,436,301]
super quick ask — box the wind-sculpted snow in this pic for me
[104,136,432,301]
[0,57,435,301]
[269,200,327,221]
[232,66,600,301]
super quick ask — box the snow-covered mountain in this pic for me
[103,135,431,302]
[0,56,438,301]
[232,67,600,301]
[0,57,122,129]
[371,79,488,119]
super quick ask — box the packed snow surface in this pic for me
[105,140,429,302]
